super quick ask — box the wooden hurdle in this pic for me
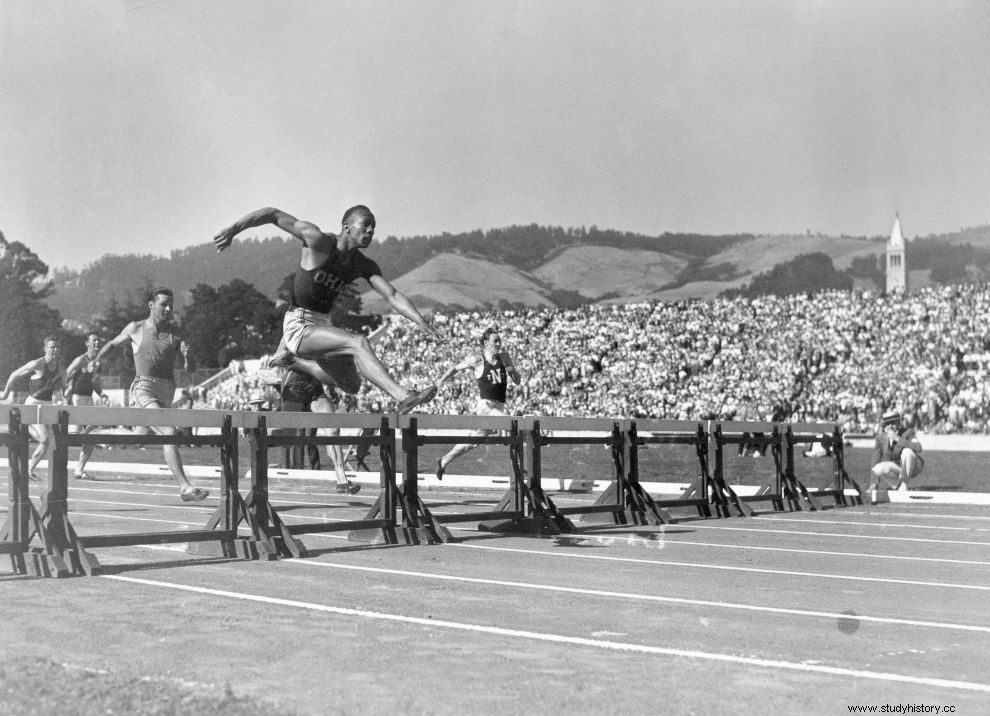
[239,411,399,556]
[709,420,788,516]
[589,419,712,524]
[393,413,541,541]
[784,422,865,508]
[0,405,68,575]
[480,415,628,532]
[35,404,249,576]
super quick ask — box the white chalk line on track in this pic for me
[685,523,990,547]
[754,515,990,532]
[286,559,990,635]
[880,511,990,521]
[97,573,990,694]
[450,544,990,591]
[597,536,990,567]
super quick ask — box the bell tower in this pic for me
[886,214,906,293]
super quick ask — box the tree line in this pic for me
[1,233,375,380]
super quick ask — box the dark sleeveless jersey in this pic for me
[29,359,62,401]
[291,244,382,314]
[133,324,181,380]
[69,353,101,396]
[477,354,508,403]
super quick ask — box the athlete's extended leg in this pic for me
[289,356,361,395]
[143,401,208,501]
[74,427,97,478]
[27,424,50,480]
[297,326,435,413]
[436,429,493,481]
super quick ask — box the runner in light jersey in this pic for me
[93,288,209,502]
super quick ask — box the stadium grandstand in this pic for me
[195,283,990,435]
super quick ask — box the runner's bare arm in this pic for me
[93,322,139,365]
[53,365,68,404]
[213,208,328,252]
[178,339,196,372]
[64,354,86,396]
[0,357,43,400]
[367,274,446,342]
[437,354,482,387]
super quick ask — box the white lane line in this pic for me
[594,535,990,567]
[754,516,989,532]
[289,560,990,634]
[98,574,990,694]
[452,544,990,591]
[687,523,989,547]
[880,511,990,521]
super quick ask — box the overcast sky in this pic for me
[2,0,988,271]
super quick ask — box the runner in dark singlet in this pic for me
[65,330,110,479]
[434,328,521,480]
[93,288,209,502]
[1,335,67,480]
[213,205,443,414]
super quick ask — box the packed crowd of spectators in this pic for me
[201,283,990,434]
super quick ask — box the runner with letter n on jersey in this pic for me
[434,327,521,480]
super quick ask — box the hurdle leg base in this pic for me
[26,547,73,578]
[7,552,29,575]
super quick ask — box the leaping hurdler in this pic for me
[214,204,443,414]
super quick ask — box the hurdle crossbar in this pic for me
[239,411,399,556]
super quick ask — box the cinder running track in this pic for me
[2,469,988,714]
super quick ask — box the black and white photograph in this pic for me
[2,1,989,713]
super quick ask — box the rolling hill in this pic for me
[42,223,990,324]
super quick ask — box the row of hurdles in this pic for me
[0,403,864,578]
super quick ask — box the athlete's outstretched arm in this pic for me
[92,323,138,365]
[437,355,481,387]
[367,274,446,342]
[213,208,325,252]
[0,357,43,400]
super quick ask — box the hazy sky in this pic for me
[2,0,989,271]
